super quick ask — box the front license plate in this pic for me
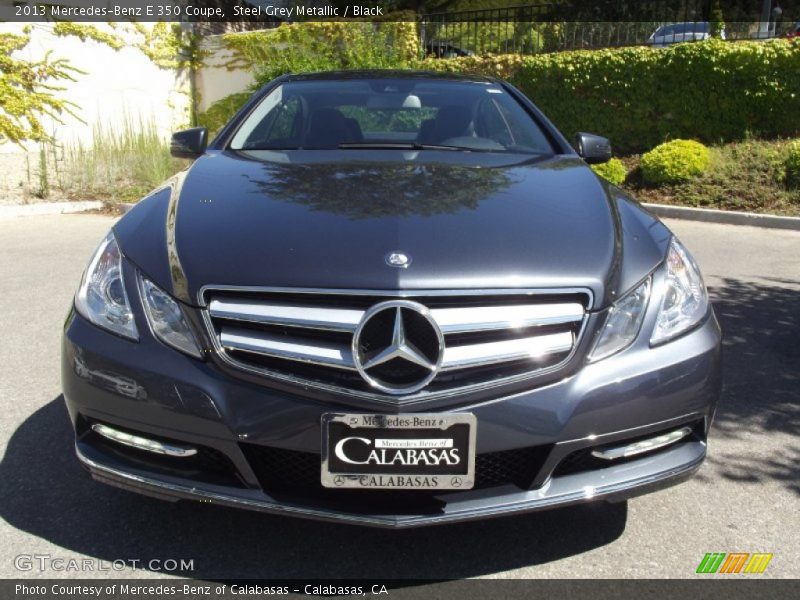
[321,413,476,490]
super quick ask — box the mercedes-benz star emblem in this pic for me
[352,300,444,395]
[385,252,411,268]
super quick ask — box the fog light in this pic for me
[590,427,692,460]
[91,423,197,457]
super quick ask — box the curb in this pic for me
[643,203,800,231]
[4,200,798,232]
[0,201,103,219]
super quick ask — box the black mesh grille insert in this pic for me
[240,443,552,498]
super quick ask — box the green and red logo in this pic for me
[696,553,773,574]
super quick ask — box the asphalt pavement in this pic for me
[0,214,797,580]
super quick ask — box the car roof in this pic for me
[282,70,500,84]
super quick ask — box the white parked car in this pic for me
[646,22,724,47]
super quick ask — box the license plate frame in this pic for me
[321,413,477,490]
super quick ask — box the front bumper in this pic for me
[62,305,722,528]
[77,436,704,528]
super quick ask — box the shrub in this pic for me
[785,141,800,189]
[424,39,800,153]
[591,158,627,185]
[641,140,710,185]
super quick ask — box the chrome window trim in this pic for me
[198,285,593,406]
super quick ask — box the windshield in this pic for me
[229,79,554,155]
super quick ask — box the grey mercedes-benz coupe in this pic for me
[62,71,722,527]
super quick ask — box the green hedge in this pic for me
[425,39,800,153]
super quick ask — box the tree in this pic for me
[0,31,81,145]
[362,0,463,14]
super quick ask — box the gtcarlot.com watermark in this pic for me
[14,554,194,573]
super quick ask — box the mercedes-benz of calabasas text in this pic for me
[62,71,722,527]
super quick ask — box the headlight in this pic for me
[589,277,651,362]
[138,275,202,358]
[651,237,708,344]
[75,232,138,340]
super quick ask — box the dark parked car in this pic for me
[424,40,474,58]
[62,71,722,527]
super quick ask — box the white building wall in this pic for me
[195,35,255,112]
[0,21,190,201]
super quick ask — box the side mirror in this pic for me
[575,132,612,164]
[170,127,208,159]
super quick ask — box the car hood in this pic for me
[117,149,670,308]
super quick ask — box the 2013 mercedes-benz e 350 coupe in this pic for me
[62,71,722,527]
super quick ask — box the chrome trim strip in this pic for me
[432,303,584,334]
[209,299,363,332]
[208,298,584,335]
[198,285,595,310]
[591,427,693,460]
[91,424,197,457]
[220,327,356,370]
[555,413,702,446]
[220,326,573,375]
[441,331,574,371]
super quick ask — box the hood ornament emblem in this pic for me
[385,252,411,268]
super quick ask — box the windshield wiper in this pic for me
[338,142,477,152]
[243,143,539,155]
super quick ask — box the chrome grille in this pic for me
[201,287,590,404]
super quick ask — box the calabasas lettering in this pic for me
[335,436,460,466]
[358,475,440,487]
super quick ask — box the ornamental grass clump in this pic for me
[784,140,800,189]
